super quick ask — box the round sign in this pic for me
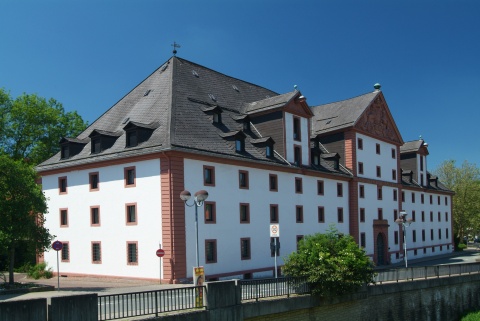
[52,241,63,251]
[156,249,165,257]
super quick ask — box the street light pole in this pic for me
[180,190,209,271]
[395,210,413,268]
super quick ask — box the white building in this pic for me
[37,57,453,283]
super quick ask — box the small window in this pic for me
[420,156,424,171]
[269,174,278,192]
[376,166,381,178]
[213,113,221,124]
[393,189,398,201]
[127,242,138,265]
[357,138,363,150]
[358,162,364,175]
[394,210,398,221]
[431,229,434,241]
[445,212,449,221]
[378,208,383,220]
[360,233,366,248]
[430,195,433,204]
[438,211,441,222]
[60,209,68,227]
[411,193,415,203]
[240,238,251,260]
[430,211,433,222]
[239,170,249,189]
[294,145,302,165]
[205,240,217,263]
[412,231,417,243]
[377,186,382,200]
[360,208,365,222]
[61,145,70,159]
[438,196,440,205]
[391,148,396,159]
[445,196,448,205]
[293,117,301,141]
[59,177,67,194]
[422,211,425,222]
[401,191,405,202]
[203,166,215,186]
[317,180,324,195]
[296,206,303,223]
[266,145,273,158]
[126,130,138,147]
[270,204,279,223]
[438,229,442,240]
[92,242,101,264]
[337,183,343,197]
[126,204,137,225]
[392,169,397,180]
[446,228,449,239]
[61,242,70,262]
[318,207,325,223]
[359,185,365,198]
[422,230,426,242]
[124,167,136,187]
[412,211,416,221]
[91,206,100,226]
[394,231,399,244]
[295,177,303,194]
[235,139,244,152]
[91,138,101,154]
[204,202,216,224]
[337,208,344,223]
[421,194,424,204]
[376,143,381,154]
[89,172,99,191]
[240,203,250,223]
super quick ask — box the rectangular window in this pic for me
[394,210,398,221]
[203,166,215,186]
[318,206,325,223]
[61,242,70,262]
[360,208,365,222]
[412,210,416,221]
[421,194,424,204]
[124,167,136,187]
[412,230,417,243]
[420,156,424,171]
[92,138,101,154]
[270,204,279,223]
[293,117,301,141]
[445,197,448,205]
[438,196,440,205]
[205,239,217,263]
[126,130,137,147]
[376,143,381,154]
[126,203,137,225]
[430,195,433,204]
[377,186,382,200]
[391,148,396,159]
[295,177,303,194]
[360,233,366,248]
[402,191,405,202]
[337,207,344,223]
[240,238,251,260]
[91,206,100,226]
[393,189,398,201]
[92,242,101,264]
[317,180,324,195]
[392,169,397,180]
[411,193,415,203]
[269,174,278,192]
[357,138,363,150]
[89,172,99,191]
[60,209,68,227]
[239,170,249,189]
[127,242,138,265]
[422,211,425,222]
[422,230,426,242]
[204,202,216,224]
[296,236,303,250]
[337,183,343,197]
[394,231,399,244]
[438,229,442,239]
[271,237,280,256]
[358,162,364,175]
[378,208,383,220]
[359,185,365,198]
[445,212,449,221]
[430,211,433,222]
[296,206,303,223]
[59,177,67,194]
[438,211,441,222]
[446,228,449,239]
[240,203,250,223]
[376,166,381,178]
[294,145,302,165]
[430,229,434,241]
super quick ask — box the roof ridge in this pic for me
[312,90,379,108]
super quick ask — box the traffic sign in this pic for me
[156,249,165,257]
[270,224,280,237]
[52,241,63,251]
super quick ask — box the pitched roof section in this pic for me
[401,139,429,155]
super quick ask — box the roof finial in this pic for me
[374,83,381,91]
[171,41,181,56]
[294,85,298,91]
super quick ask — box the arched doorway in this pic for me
[376,233,386,266]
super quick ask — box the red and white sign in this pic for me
[270,224,280,237]
[156,249,165,257]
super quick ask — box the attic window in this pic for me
[232,85,239,92]
[126,130,138,147]
[266,145,273,158]
[235,138,245,152]
[91,137,101,154]
[122,117,130,124]
[243,121,250,131]
[144,90,151,97]
[208,94,217,102]
[192,70,199,78]
[61,145,70,159]
[161,64,168,72]
[213,113,221,124]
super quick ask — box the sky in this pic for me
[1,0,479,170]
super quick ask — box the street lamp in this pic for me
[395,210,413,268]
[180,190,209,269]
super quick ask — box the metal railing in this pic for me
[98,286,205,321]
[239,277,310,301]
[374,262,480,283]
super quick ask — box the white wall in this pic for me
[356,134,397,183]
[284,112,309,166]
[42,159,162,278]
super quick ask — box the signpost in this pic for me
[156,247,165,284]
[270,224,280,278]
[52,241,63,290]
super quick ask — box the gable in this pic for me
[283,95,313,118]
[353,93,403,145]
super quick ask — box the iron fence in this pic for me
[98,285,205,320]
[239,277,310,301]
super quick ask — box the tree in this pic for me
[434,160,480,244]
[0,88,88,165]
[0,155,54,285]
[282,226,375,296]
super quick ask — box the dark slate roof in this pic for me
[310,91,379,136]
[400,140,424,153]
[244,91,297,114]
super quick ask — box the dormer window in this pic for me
[235,138,244,152]
[243,121,250,131]
[219,130,247,153]
[61,145,70,159]
[91,137,101,154]
[313,154,320,166]
[89,130,122,154]
[251,137,275,159]
[266,145,273,158]
[123,121,158,148]
[59,137,88,160]
[126,130,138,147]
[213,113,221,124]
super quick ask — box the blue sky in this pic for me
[1,0,479,170]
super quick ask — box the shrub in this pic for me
[457,243,467,251]
[27,262,53,279]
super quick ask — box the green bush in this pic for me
[461,310,480,320]
[27,262,53,279]
[458,243,467,251]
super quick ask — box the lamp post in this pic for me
[395,210,413,268]
[180,190,209,269]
